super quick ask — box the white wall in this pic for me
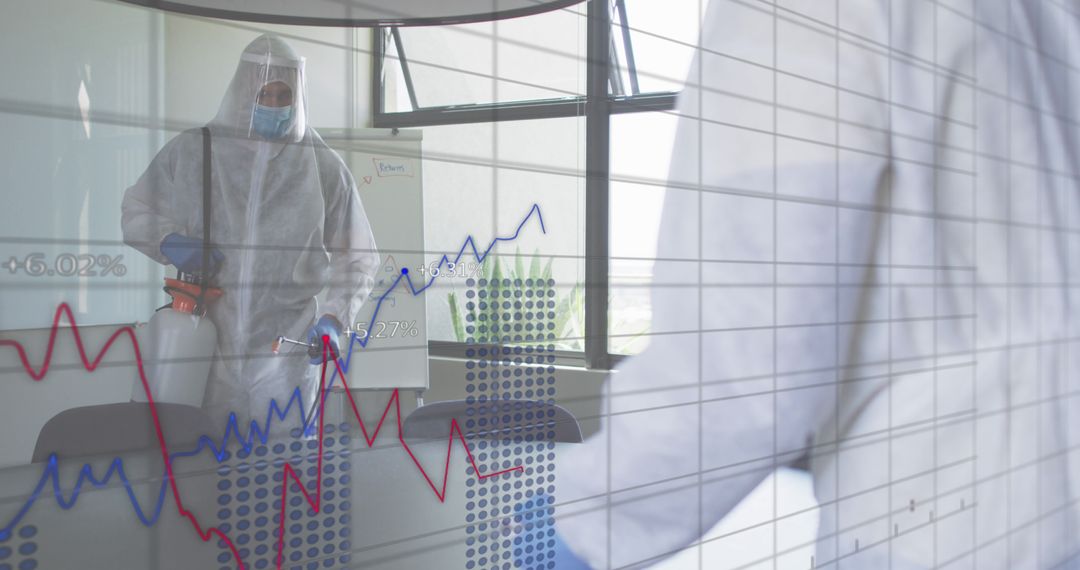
[0,0,166,332]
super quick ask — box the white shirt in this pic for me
[557,1,1080,568]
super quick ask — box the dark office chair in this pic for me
[402,399,583,443]
[32,402,214,463]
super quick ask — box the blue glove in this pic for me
[512,493,590,570]
[160,233,224,273]
[306,314,343,365]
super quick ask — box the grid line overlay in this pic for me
[3,0,1080,568]
[555,1,1080,569]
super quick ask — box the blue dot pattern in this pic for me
[463,277,557,570]
[215,423,352,570]
[0,525,37,570]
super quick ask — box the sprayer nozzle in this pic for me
[272,335,315,355]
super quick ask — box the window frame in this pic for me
[372,0,678,369]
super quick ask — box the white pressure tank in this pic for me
[131,277,221,406]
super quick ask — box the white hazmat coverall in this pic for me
[557,1,1080,568]
[121,35,379,433]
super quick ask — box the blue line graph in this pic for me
[0,203,546,540]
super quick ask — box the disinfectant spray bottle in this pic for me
[131,270,222,406]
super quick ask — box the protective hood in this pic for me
[211,34,308,143]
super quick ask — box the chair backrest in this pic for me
[32,402,213,463]
[0,322,146,468]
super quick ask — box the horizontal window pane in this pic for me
[390,7,586,109]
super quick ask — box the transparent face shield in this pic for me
[213,35,308,143]
[241,52,307,141]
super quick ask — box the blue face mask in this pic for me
[251,104,293,139]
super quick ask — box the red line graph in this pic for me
[0,303,522,569]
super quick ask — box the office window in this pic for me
[608,111,680,355]
[606,2,701,355]
[420,118,586,351]
[609,0,699,95]
[380,7,587,112]
[376,0,687,364]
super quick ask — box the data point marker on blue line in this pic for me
[400,267,408,275]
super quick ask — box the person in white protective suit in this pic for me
[547,1,1080,569]
[121,34,379,433]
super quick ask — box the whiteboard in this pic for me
[320,128,427,391]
